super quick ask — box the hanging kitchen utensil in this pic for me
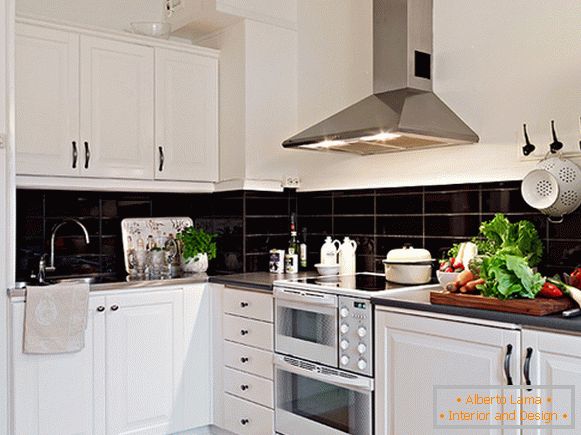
[521,123,535,156]
[521,152,581,223]
[549,120,564,154]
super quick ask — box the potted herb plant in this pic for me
[176,226,217,273]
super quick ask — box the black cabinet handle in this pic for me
[84,141,91,169]
[72,141,78,169]
[110,305,119,311]
[240,384,249,391]
[240,329,249,336]
[524,347,533,391]
[96,306,105,312]
[158,146,164,172]
[240,302,249,308]
[240,357,249,363]
[240,419,249,426]
[504,344,513,385]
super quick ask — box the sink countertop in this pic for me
[372,289,581,335]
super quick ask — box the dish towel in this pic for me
[24,282,90,354]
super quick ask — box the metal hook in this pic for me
[522,123,535,156]
[549,120,563,154]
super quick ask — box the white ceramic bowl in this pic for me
[131,22,171,39]
[315,263,340,276]
[436,270,460,289]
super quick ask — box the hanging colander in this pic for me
[521,153,581,223]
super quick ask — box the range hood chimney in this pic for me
[282,0,479,155]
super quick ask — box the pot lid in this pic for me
[385,244,432,263]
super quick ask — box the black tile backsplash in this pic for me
[16,180,581,279]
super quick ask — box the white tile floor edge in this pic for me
[174,425,234,435]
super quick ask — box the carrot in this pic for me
[464,278,485,293]
[455,270,475,287]
[446,281,460,293]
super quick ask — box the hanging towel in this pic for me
[24,282,90,354]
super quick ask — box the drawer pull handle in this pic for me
[240,384,249,391]
[111,305,119,311]
[504,344,513,385]
[240,329,249,336]
[240,301,249,308]
[240,419,249,425]
[240,357,249,363]
[96,306,105,312]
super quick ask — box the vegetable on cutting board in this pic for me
[539,282,563,298]
[548,277,581,307]
[440,241,479,273]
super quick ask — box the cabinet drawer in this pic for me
[224,340,273,379]
[224,287,273,322]
[223,393,274,435]
[224,367,274,408]
[223,314,273,350]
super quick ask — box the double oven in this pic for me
[273,278,377,435]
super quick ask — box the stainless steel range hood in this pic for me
[282,0,479,155]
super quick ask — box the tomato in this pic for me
[445,267,454,273]
[570,267,581,288]
[539,282,563,298]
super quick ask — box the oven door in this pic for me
[274,354,373,435]
[274,287,338,367]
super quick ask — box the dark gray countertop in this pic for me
[209,271,316,292]
[372,292,581,334]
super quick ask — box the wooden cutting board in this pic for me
[430,291,575,316]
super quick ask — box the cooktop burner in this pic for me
[293,272,409,292]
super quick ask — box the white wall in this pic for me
[254,0,581,191]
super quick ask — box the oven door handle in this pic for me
[274,354,374,393]
[274,288,338,307]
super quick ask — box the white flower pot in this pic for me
[182,253,209,273]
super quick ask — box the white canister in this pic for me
[285,253,299,274]
[269,249,285,273]
[382,245,433,284]
[320,236,341,265]
[338,237,357,275]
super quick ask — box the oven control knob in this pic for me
[357,326,367,338]
[340,355,350,366]
[340,339,349,350]
[340,323,349,334]
[357,359,367,370]
[340,307,350,318]
[357,343,367,354]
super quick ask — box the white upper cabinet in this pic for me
[375,309,520,435]
[15,20,219,186]
[80,36,154,179]
[15,24,80,176]
[155,48,218,182]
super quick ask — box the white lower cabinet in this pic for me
[522,329,581,435]
[11,284,211,435]
[375,309,520,435]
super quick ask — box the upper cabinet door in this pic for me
[16,24,80,176]
[154,48,218,182]
[80,36,154,179]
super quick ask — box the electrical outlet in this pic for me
[283,176,300,189]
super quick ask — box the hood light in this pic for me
[360,132,401,142]
[302,139,348,149]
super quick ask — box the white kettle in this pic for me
[338,237,357,275]
[320,236,341,265]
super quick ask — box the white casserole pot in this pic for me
[382,245,434,284]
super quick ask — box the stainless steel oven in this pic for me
[274,287,338,367]
[274,354,373,435]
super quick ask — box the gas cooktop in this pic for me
[274,272,437,298]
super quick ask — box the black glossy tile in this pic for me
[246,217,288,235]
[425,215,480,237]
[545,240,581,268]
[333,195,374,215]
[45,191,100,217]
[424,237,468,260]
[425,183,480,192]
[376,236,423,256]
[482,189,534,214]
[17,190,44,217]
[297,216,332,235]
[376,194,422,215]
[357,255,376,273]
[245,254,269,273]
[297,194,332,215]
[245,235,288,253]
[375,186,423,195]
[246,197,289,216]
[424,191,479,214]
[481,181,521,190]
[334,216,374,235]
[376,216,422,236]
[548,212,581,239]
